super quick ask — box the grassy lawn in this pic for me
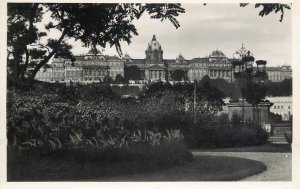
[7,151,266,181]
[87,155,266,181]
[192,143,292,153]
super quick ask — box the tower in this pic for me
[145,35,163,63]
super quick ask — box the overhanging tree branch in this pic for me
[29,29,68,83]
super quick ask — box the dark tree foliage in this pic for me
[103,76,114,85]
[144,81,225,113]
[144,81,173,96]
[114,74,125,84]
[269,112,283,123]
[198,81,225,111]
[199,76,241,100]
[170,69,188,81]
[199,75,210,86]
[7,3,45,87]
[7,3,185,88]
[124,65,143,81]
[265,79,292,96]
[240,3,291,22]
[241,82,267,106]
[198,76,292,101]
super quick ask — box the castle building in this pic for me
[36,48,124,83]
[35,35,291,84]
[266,65,292,82]
[124,35,234,82]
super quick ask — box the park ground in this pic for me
[88,144,292,181]
[8,144,291,181]
[192,151,292,181]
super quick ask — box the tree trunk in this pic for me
[11,51,21,87]
[256,105,259,123]
[28,29,68,86]
[20,46,29,81]
[28,50,56,85]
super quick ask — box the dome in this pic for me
[176,53,185,60]
[123,52,131,59]
[176,53,186,63]
[87,47,103,55]
[147,35,162,51]
[209,50,226,58]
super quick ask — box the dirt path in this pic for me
[192,151,292,181]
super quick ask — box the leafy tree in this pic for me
[199,75,210,85]
[170,69,188,81]
[114,74,125,84]
[240,80,268,122]
[124,65,143,81]
[7,3,46,87]
[241,82,267,106]
[265,79,292,96]
[103,76,113,85]
[197,81,225,114]
[144,81,173,96]
[199,76,241,99]
[269,112,282,123]
[144,81,225,116]
[240,3,291,22]
[7,3,185,87]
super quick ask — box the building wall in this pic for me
[35,36,292,84]
[266,66,292,82]
[107,59,124,79]
[35,54,124,83]
[187,62,208,81]
[227,102,271,123]
[36,68,53,82]
[65,66,83,82]
[266,96,292,121]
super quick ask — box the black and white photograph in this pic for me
[1,0,299,187]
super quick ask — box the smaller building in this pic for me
[266,96,292,121]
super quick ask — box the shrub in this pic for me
[185,121,268,149]
[7,128,193,181]
[7,88,193,180]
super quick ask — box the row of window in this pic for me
[84,56,105,60]
[189,69,207,72]
[190,72,205,77]
[273,105,291,110]
[209,70,231,78]
[66,71,82,77]
[108,62,123,67]
[189,63,231,68]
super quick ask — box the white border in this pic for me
[0,0,299,189]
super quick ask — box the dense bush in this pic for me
[185,121,268,148]
[7,88,193,180]
[7,82,269,158]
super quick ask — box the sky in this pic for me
[47,3,292,67]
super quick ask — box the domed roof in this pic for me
[123,52,131,59]
[87,47,103,55]
[147,35,162,51]
[209,49,226,58]
[176,53,185,60]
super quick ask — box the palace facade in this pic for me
[36,49,124,83]
[35,35,292,83]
